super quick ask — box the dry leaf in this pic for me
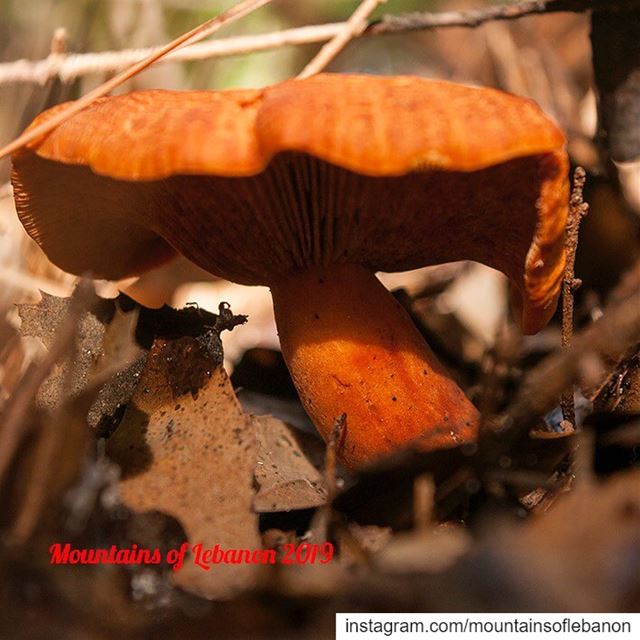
[3,290,140,543]
[18,291,143,428]
[254,415,327,513]
[107,334,261,600]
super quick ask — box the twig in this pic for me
[1,1,636,88]
[477,323,521,424]
[571,428,596,488]
[560,167,589,426]
[298,0,386,79]
[412,473,434,532]
[325,413,347,501]
[0,24,341,86]
[50,27,68,56]
[495,258,640,442]
[0,0,273,162]
[367,0,640,35]
[0,285,88,490]
[308,413,347,544]
[9,307,141,544]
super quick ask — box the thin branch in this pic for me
[325,413,347,501]
[1,0,635,88]
[495,258,640,442]
[560,167,589,425]
[0,23,343,86]
[298,0,386,79]
[367,0,640,35]
[0,284,89,490]
[412,474,434,532]
[0,0,274,162]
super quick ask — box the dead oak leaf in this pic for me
[3,288,139,544]
[17,291,239,435]
[107,335,260,600]
[18,291,143,430]
[254,415,328,513]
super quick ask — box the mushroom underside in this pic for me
[12,149,567,331]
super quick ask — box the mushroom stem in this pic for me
[270,264,479,469]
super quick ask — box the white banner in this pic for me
[336,613,639,640]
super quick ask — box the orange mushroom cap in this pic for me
[11,74,569,468]
[12,73,568,334]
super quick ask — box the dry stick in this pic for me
[367,0,640,35]
[495,260,640,443]
[50,27,68,56]
[325,413,347,501]
[560,167,589,427]
[2,0,632,87]
[10,394,83,543]
[478,323,521,425]
[0,296,82,490]
[0,24,343,86]
[10,310,141,544]
[298,0,387,79]
[0,0,273,162]
[309,413,346,544]
[413,474,434,532]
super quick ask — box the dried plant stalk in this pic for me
[298,0,386,78]
[560,167,589,426]
[0,0,274,161]
[1,0,636,88]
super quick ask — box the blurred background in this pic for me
[1,0,639,370]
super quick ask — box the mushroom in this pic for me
[11,74,569,469]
